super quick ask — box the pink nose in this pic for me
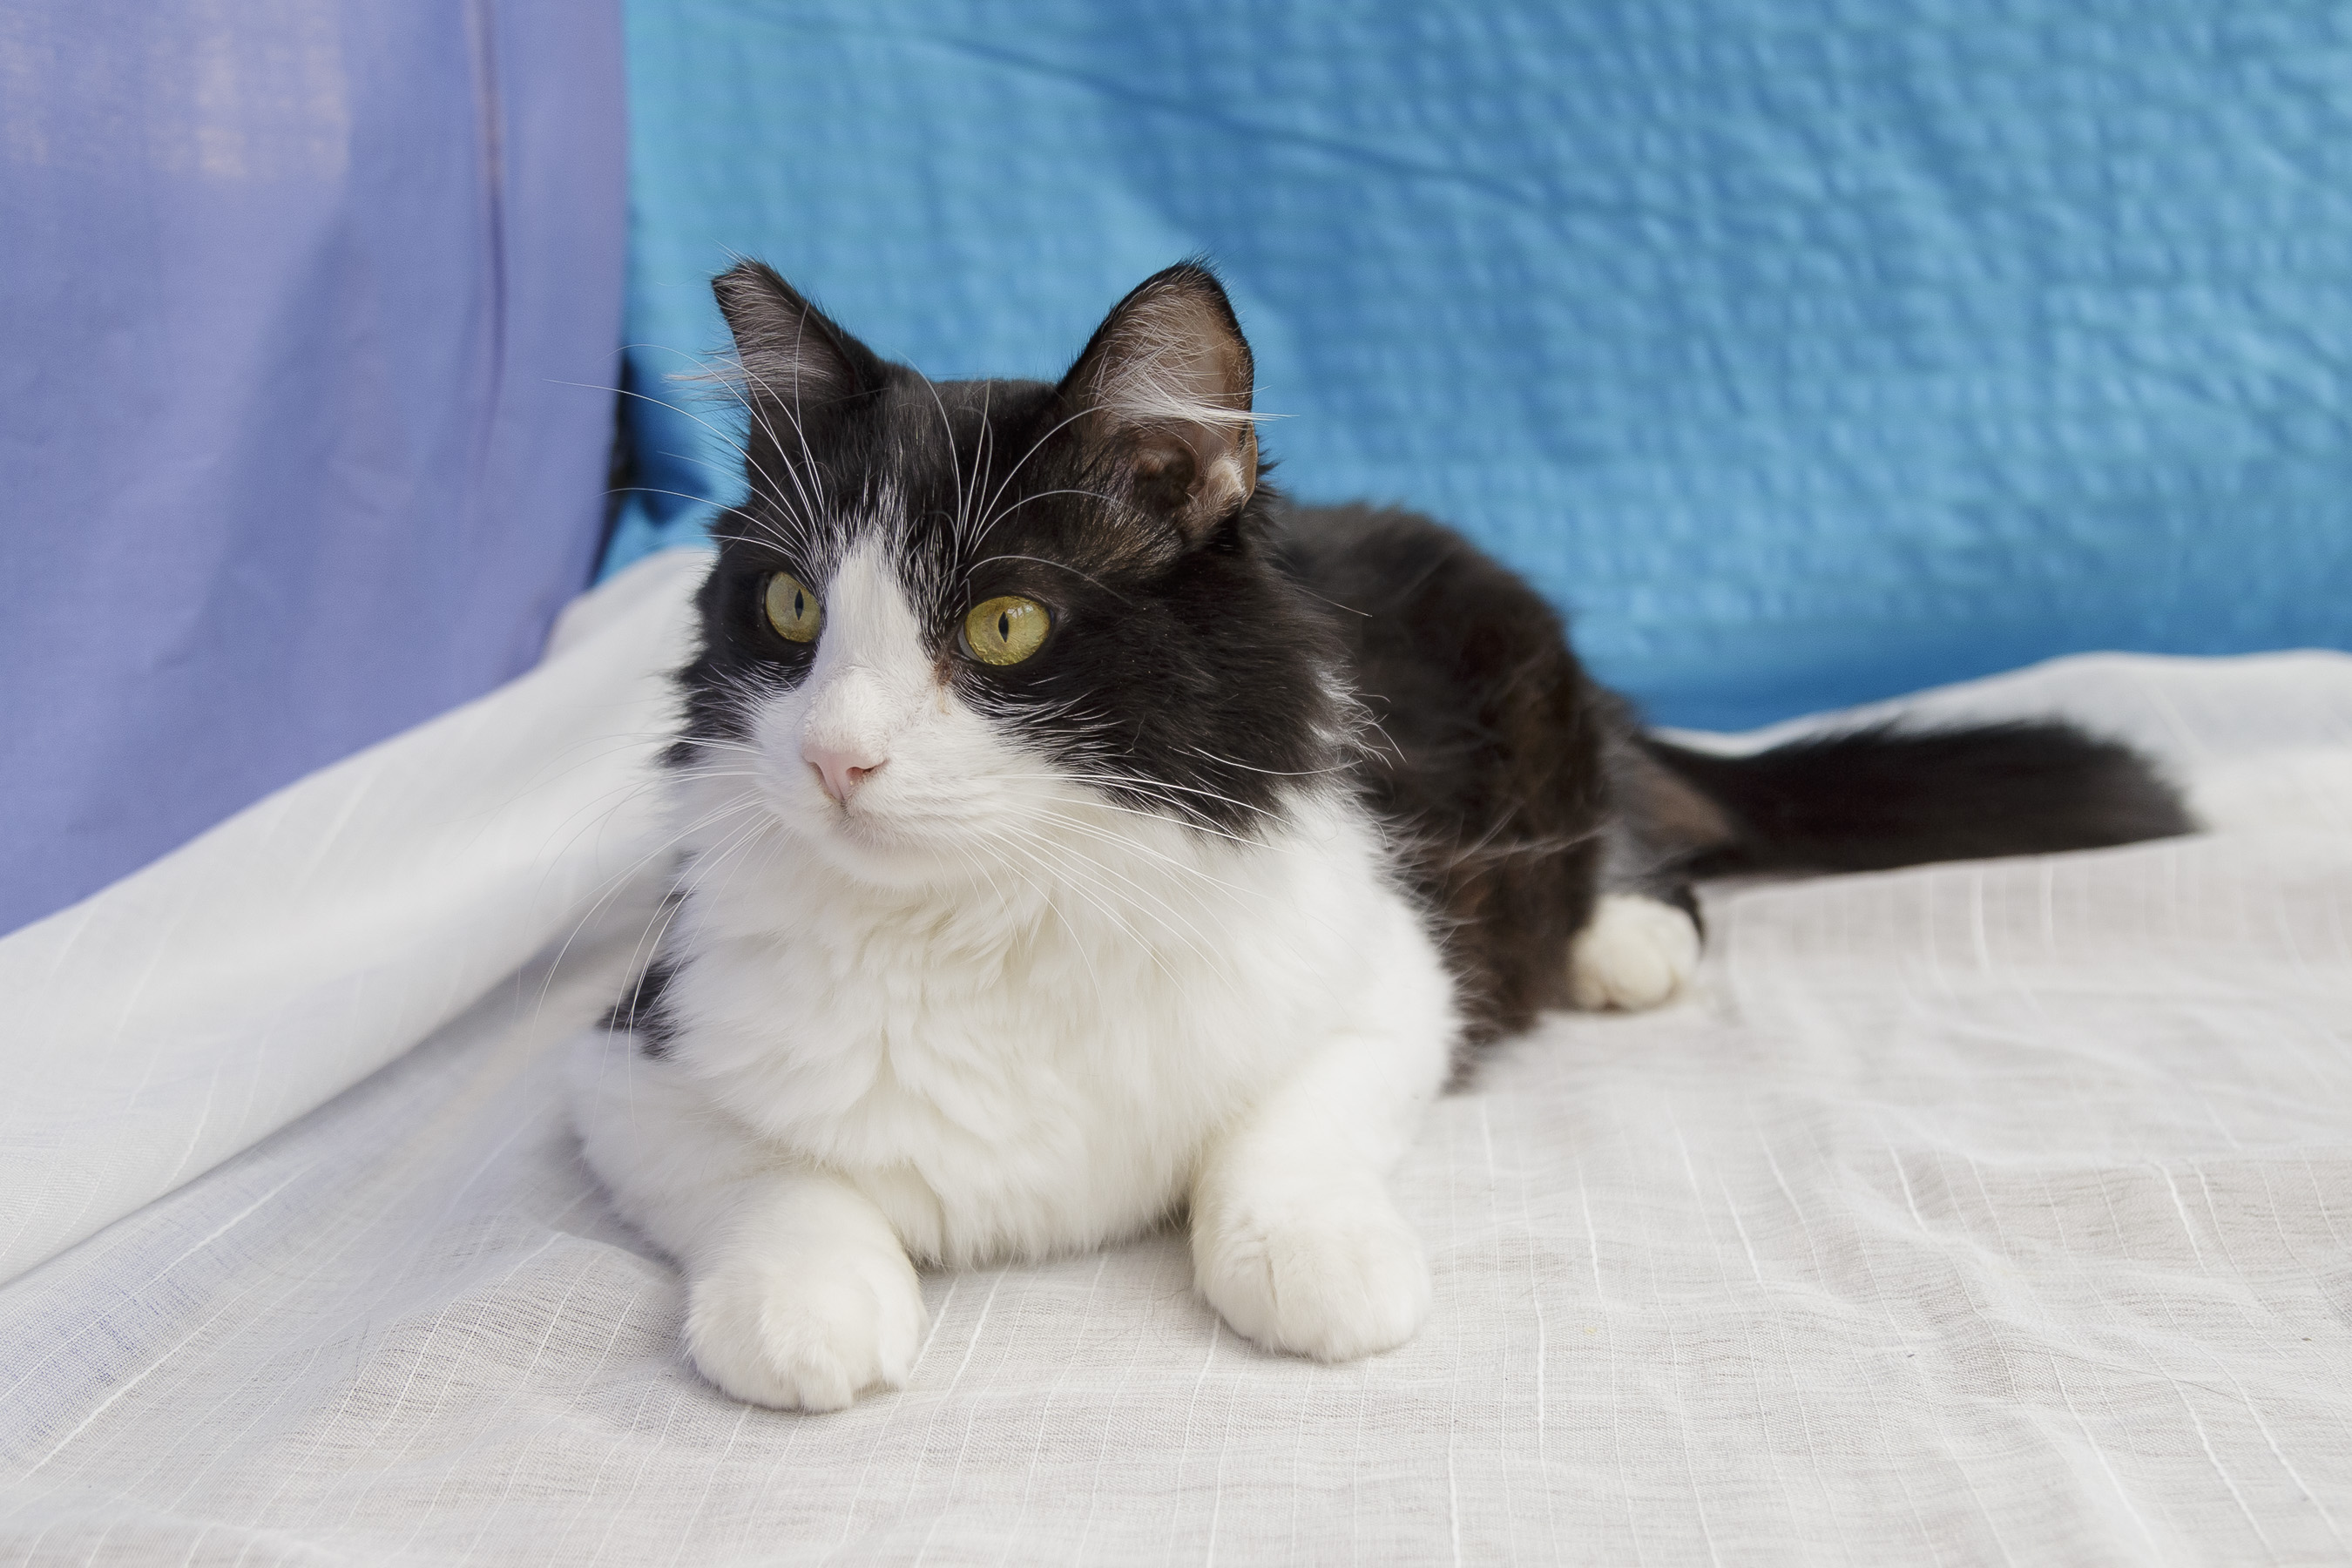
[804,741,884,804]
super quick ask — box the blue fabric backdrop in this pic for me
[1,0,626,934]
[610,0,2352,731]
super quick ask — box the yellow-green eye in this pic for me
[963,595,1050,666]
[763,571,821,643]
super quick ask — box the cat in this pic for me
[570,259,2190,1410]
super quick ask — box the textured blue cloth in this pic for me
[1,0,626,934]
[612,0,2352,730]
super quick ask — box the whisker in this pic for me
[960,552,1136,604]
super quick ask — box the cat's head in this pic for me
[668,259,1348,889]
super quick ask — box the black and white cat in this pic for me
[571,260,2188,1409]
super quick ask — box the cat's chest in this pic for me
[670,885,1281,1166]
[655,811,1444,1262]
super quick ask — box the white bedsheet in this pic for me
[3,553,2349,1565]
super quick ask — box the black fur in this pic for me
[666,260,1342,839]
[611,257,2195,1056]
[602,958,677,1058]
[1645,723,2195,875]
[1277,504,1607,1044]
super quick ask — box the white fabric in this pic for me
[0,550,704,1288]
[3,554,2349,1565]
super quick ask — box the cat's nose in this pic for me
[803,740,885,804]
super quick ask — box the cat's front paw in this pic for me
[1193,1191,1431,1362]
[683,1243,926,1410]
[1568,892,1700,1011]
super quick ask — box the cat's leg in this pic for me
[1568,889,1701,1010]
[567,1028,925,1410]
[1190,1021,1448,1362]
[1568,774,1706,1011]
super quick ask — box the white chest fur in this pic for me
[663,795,1449,1268]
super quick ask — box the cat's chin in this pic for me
[773,802,975,892]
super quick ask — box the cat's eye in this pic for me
[963,595,1051,666]
[763,571,822,643]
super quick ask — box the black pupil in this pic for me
[997,610,1011,639]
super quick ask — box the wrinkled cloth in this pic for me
[612,0,2352,732]
[3,554,2349,1564]
[0,0,626,935]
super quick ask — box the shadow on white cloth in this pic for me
[3,551,2349,1564]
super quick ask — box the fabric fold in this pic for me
[0,549,707,1289]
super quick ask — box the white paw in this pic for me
[1193,1190,1431,1362]
[683,1244,926,1411]
[1569,893,1700,1011]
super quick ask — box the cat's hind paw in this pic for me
[1568,893,1700,1011]
[684,1243,926,1411]
[1193,1189,1431,1362]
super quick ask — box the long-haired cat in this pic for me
[571,260,2189,1410]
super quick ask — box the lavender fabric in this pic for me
[0,0,626,935]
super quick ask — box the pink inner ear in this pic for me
[1180,422,1256,525]
[1078,281,1260,537]
[1104,416,1256,541]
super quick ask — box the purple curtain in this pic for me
[0,0,626,934]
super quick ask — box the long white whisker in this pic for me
[975,814,1224,969]
[968,403,1103,551]
[967,820,1206,980]
[910,367,971,551]
[558,377,794,530]
[1178,743,1360,781]
[713,358,832,550]
[961,552,1136,603]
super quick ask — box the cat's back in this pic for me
[1274,502,1612,1042]
[1273,500,1606,824]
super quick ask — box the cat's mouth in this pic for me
[783,787,969,882]
[825,801,896,843]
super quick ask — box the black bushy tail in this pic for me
[1642,720,2195,876]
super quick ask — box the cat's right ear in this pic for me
[710,260,882,415]
[1056,261,1260,546]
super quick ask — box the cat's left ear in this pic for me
[1057,261,1260,544]
[710,260,884,416]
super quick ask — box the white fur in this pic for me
[1568,892,1701,1011]
[571,541,1460,1408]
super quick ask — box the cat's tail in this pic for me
[1638,720,2195,875]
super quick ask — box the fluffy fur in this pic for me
[572,259,2191,1409]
